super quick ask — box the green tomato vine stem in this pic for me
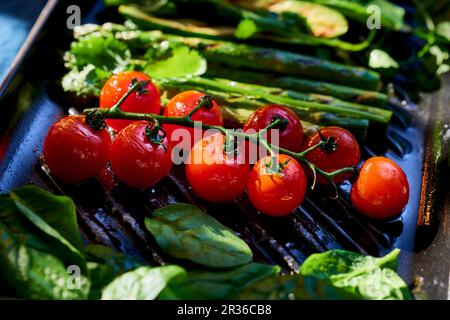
[83,80,359,190]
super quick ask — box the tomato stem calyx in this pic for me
[85,109,107,131]
[270,115,289,131]
[145,122,168,151]
[316,128,338,153]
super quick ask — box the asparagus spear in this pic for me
[219,105,362,138]
[73,23,381,90]
[118,5,375,51]
[206,78,391,121]
[157,77,390,125]
[160,84,369,133]
[166,38,381,90]
[205,64,388,107]
[114,29,381,90]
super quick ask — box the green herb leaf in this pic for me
[144,45,207,79]
[159,263,280,299]
[69,34,131,72]
[144,203,253,268]
[11,186,83,250]
[268,1,348,38]
[235,19,258,39]
[62,64,111,98]
[436,22,450,43]
[101,265,186,300]
[300,249,413,300]
[369,49,399,69]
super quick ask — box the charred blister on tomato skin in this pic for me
[185,133,250,203]
[350,156,409,220]
[100,71,161,132]
[109,121,172,189]
[43,115,112,183]
[246,154,307,217]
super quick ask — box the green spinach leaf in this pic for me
[144,203,253,268]
[85,245,143,299]
[159,263,279,299]
[101,265,186,300]
[7,185,86,270]
[0,194,89,299]
[300,249,413,300]
[369,49,399,69]
[232,272,355,300]
[11,185,84,252]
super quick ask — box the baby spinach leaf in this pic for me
[85,244,143,271]
[159,263,280,299]
[11,185,84,253]
[69,34,131,73]
[85,245,144,299]
[144,203,253,268]
[6,185,86,271]
[144,45,207,79]
[0,196,89,299]
[300,249,413,300]
[101,265,186,300]
[232,273,356,300]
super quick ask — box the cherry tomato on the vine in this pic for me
[302,126,360,184]
[163,90,223,150]
[110,121,172,189]
[350,156,409,220]
[243,104,304,153]
[247,154,307,217]
[185,133,249,203]
[100,71,161,132]
[43,115,111,183]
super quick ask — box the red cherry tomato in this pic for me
[163,90,223,150]
[110,121,172,189]
[247,154,307,217]
[43,115,111,183]
[243,104,304,154]
[100,71,161,132]
[350,157,409,220]
[186,133,249,202]
[302,126,360,184]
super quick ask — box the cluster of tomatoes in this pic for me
[43,71,409,220]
